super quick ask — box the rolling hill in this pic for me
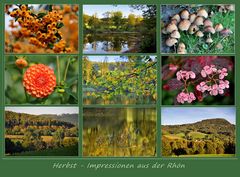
[162,118,235,157]
[162,118,235,138]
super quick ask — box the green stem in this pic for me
[22,69,29,103]
[24,89,28,103]
[57,56,61,85]
[63,58,71,82]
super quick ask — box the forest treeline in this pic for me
[5,111,78,155]
[162,118,235,156]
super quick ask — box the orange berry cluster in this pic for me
[9,5,72,53]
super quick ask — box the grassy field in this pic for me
[163,134,183,140]
[5,135,78,143]
[163,131,208,140]
[188,131,207,139]
[11,145,78,156]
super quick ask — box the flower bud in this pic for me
[15,58,28,69]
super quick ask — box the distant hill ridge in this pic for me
[164,118,233,127]
[5,111,78,125]
[162,118,235,136]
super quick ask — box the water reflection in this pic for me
[83,108,156,157]
[83,33,140,54]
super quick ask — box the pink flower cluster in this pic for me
[196,81,229,96]
[218,68,228,79]
[177,92,196,104]
[175,65,230,104]
[176,70,196,81]
[201,65,217,77]
[196,65,229,96]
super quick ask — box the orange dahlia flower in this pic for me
[23,64,56,98]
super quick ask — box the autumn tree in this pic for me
[52,128,65,147]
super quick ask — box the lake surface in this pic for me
[83,108,156,157]
[83,33,140,54]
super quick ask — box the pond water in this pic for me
[83,108,156,157]
[83,33,140,54]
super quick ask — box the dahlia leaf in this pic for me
[66,75,78,86]
[65,88,78,100]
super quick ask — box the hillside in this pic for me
[42,114,78,125]
[5,111,78,127]
[162,118,235,156]
[5,111,79,156]
[162,118,235,138]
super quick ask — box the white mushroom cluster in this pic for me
[218,5,235,13]
[162,7,234,54]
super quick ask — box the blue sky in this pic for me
[5,107,79,115]
[83,5,143,18]
[162,107,236,125]
[85,56,156,62]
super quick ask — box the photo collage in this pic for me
[3,4,236,158]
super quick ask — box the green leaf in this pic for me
[37,12,47,19]
[49,5,53,12]
[66,75,78,87]
[56,22,64,29]
[30,12,37,17]
[12,8,18,11]
[15,16,19,22]
[65,88,78,101]
[48,43,54,49]
[55,32,62,40]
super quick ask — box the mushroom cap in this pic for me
[218,6,227,13]
[170,30,181,39]
[180,10,190,20]
[194,16,204,26]
[177,43,186,54]
[188,24,199,34]
[166,38,178,47]
[178,20,191,31]
[204,26,216,34]
[220,28,233,36]
[197,8,208,18]
[170,19,178,25]
[204,19,213,27]
[189,13,197,23]
[215,23,224,32]
[171,14,181,23]
[177,50,186,54]
[215,42,223,49]
[226,5,235,11]
[166,23,178,33]
[195,31,204,37]
[206,37,213,43]
[177,42,186,50]
[162,27,168,34]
